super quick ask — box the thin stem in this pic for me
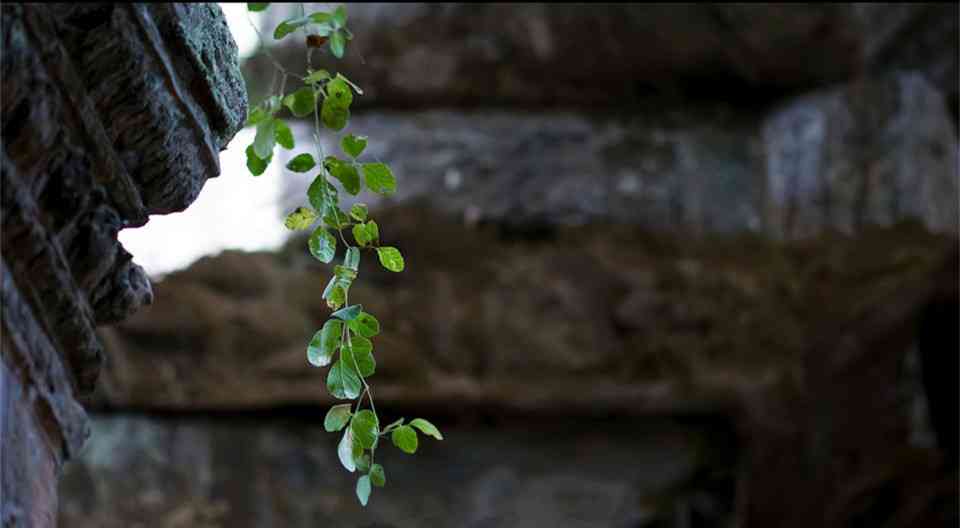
[246,12,305,82]
[253,5,384,471]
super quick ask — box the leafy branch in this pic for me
[242,3,442,507]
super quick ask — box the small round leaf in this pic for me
[308,227,337,263]
[370,464,386,487]
[324,404,352,432]
[409,418,444,440]
[321,99,349,131]
[284,87,316,117]
[327,359,361,400]
[274,119,294,149]
[362,162,396,195]
[283,206,317,230]
[356,475,371,506]
[337,428,357,472]
[351,409,380,449]
[286,153,316,173]
[245,144,271,176]
[341,134,367,158]
[349,203,368,222]
[347,312,380,338]
[376,246,404,272]
[391,425,418,454]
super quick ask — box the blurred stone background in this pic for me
[60,3,958,527]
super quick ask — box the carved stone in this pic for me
[0,3,245,526]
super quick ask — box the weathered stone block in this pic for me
[1,3,246,525]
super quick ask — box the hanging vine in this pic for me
[242,3,442,507]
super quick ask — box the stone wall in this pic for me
[0,4,244,526]
[52,3,959,527]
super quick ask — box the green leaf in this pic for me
[326,283,346,310]
[391,425,418,454]
[376,246,405,272]
[284,206,317,231]
[309,12,332,24]
[324,157,361,195]
[364,220,379,241]
[304,69,331,84]
[245,105,269,127]
[309,26,334,41]
[324,403,352,432]
[348,336,375,376]
[352,223,370,247]
[306,328,326,367]
[307,175,328,212]
[248,3,269,12]
[352,435,364,460]
[334,265,358,282]
[327,359,362,399]
[325,180,340,206]
[332,304,362,321]
[355,452,371,473]
[349,203,368,222]
[352,220,379,247]
[253,119,276,159]
[331,31,346,58]
[326,77,353,108]
[362,163,396,195]
[410,418,444,440]
[341,134,367,158]
[333,6,347,27]
[348,312,380,338]
[344,247,360,271]
[351,410,379,449]
[370,464,386,487]
[274,16,309,39]
[245,144,271,176]
[334,165,360,195]
[323,207,351,229]
[308,227,336,263]
[382,418,404,433]
[283,87,316,117]
[338,428,357,472]
[356,475,371,507]
[321,99,349,131]
[274,119,294,149]
[307,318,342,367]
[286,153,316,172]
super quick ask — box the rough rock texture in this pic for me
[763,72,958,239]
[275,72,957,238]
[247,3,958,111]
[0,3,245,526]
[57,3,959,527]
[59,415,733,528]
[89,216,958,526]
[93,217,952,416]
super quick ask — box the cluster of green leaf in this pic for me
[243,3,441,507]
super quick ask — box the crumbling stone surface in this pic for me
[247,3,957,109]
[59,416,718,528]
[0,3,245,526]
[275,72,957,239]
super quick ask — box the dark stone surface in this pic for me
[1,3,245,526]
[59,414,730,528]
[245,3,957,109]
[274,72,957,240]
